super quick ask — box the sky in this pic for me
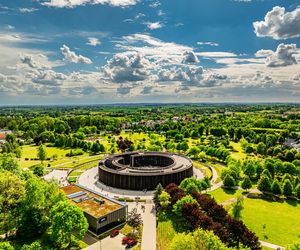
[0,0,300,105]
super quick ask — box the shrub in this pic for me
[257,175,271,192]
[241,176,252,190]
[173,195,198,217]
[271,179,282,195]
[283,179,293,197]
[223,175,235,187]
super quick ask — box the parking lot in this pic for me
[84,233,139,250]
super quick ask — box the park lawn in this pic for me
[241,198,300,247]
[157,210,191,250]
[19,144,102,169]
[157,218,176,250]
[193,161,212,179]
[21,144,72,159]
[207,187,244,204]
[230,141,247,159]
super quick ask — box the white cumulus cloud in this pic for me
[146,22,163,30]
[253,6,300,39]
[263,43,298,67]
[60,44,92,64]
[87,37,101,46]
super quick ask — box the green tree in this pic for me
[271,179,282,195]
[257,175,271,192]
[173,195,197,217]
[230,195,244,220]
[282,179,293,197]
[193,228,229,250]
[256,142,266,155]
[33,164,45,177]
[153,183,163,206]
[127,209,142,233]
[37,144,47,162]
[295,184,300,199]
[0,171,25,238]
[223,174,236,187]
[18,176,66,239]
[0,153,20,173]
[169,233,195,250]
[50,201,88,248]
[188,147,200,158]
[159,191,171,208]
[0,242,14,250]
[241,176,252,190]
[21,241,42,250]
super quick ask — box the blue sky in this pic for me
[0,0,300,104]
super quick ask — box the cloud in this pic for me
[149,1,160,8]
[20,55,41,68]
[182,51,199,64]
[116,33,192,62]
[140,86,154,94]
[197,41,219,47]
[195,52,237,58]
[87,37,101,46]
[26,69,67,86]
[255,49,273,58]
[41,0,138,8]
[146,22,163,30]
[263,43,298,67]
[60,45,92,64]
[68,86,98,95]
[253,6,300,39]
[117,85,132,95]
[104,52,152,83]
[19,8,38,13]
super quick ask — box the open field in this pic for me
[242,198,300,246]
[18,144,104,170]
[207,187,244,203]
[230,142,247,159]
[156,211,190,250]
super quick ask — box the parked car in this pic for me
[122,236,131,244]
[110,229,119,237]
[126,239,137,248]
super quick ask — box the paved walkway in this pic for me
[127,202,156,250]
[260,240,284,249]
[43,169,69,187]
[78,167,154,199]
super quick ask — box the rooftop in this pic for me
[61,184,124,218]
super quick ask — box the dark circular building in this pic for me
[98,151,193,190]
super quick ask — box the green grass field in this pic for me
[156,211,191,250]
[193,161,213,179]
[242,198,300,246]
[207,187,244,203]
[19,144,102,170]
[230,141,247,159]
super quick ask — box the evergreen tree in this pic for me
[223,175,235,187]
[153,183,163,206]
[241,176,252,191]
[283,179,293,197]
[271,179,282,195]
[257,175,271,192]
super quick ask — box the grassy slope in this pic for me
[242,198,300,246]
[207,187,244,203]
